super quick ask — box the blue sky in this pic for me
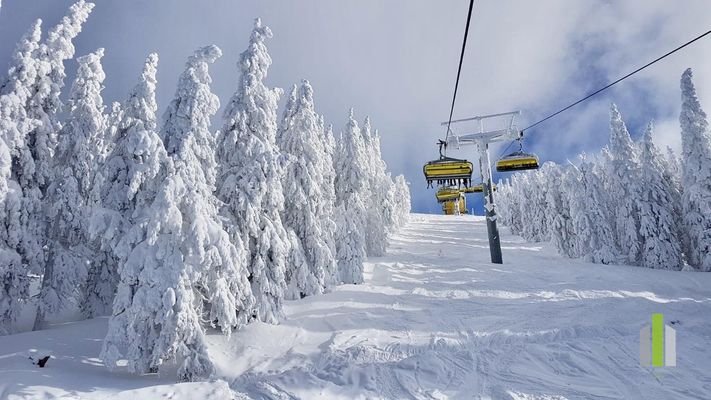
[1,1,710,214]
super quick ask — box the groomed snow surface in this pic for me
[1,214,710,399]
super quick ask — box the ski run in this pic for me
[1,214,710,399]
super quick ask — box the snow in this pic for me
[1,213,710,399]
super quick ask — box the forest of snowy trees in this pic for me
[497,69,711,273]
[0,2,411,380]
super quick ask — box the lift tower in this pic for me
[441,111,522,264]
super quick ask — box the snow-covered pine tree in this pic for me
[679,68,711,271]
[320,121,339,283]
[162,45,253,334]
[566,156,615,263]
[605,104,642,265]
[216,18,287,324]
[370,128,398,234]
[637,122,683,270]
[98,54,172,369]
[392,174,411,228]
[0,20,43,334]
[360,117,389,256]
[0,137,24,335]
[333,110,368,284]
[277,81,337,298]
[545,165,577,258]
[34,48,106,329]
[14,1,94,277]
[91,54,163,270]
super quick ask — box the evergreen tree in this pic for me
[35,48,106,329]
[605,104,642,264]
[277,81,337,298]
[392,174,411,228]
[99,54,172,370]
[333,110,368,284]
[0,137,24,335]
[679,68,711,271]
[360,117,388,256]
[216,19,287,324]
[162,45,253,333]
[545,165,576,258]
[638,122,683,270]
[14,1,94,278]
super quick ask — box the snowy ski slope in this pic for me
[1,213,710,399]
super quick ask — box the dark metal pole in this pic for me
[479,141,503,264]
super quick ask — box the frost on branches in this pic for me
[216,19,287,324]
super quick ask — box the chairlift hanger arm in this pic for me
[445,128,522,147]
[440,110,521,126]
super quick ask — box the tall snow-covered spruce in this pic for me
[679,68,711,271]
[34,48,107,330]
[605,104,642,265]
[0,137,23,335]
[161,45,253,335]
[99,54,173,374]
[637,122,683,270]
[333,110,368,284]
[216,19,287,324]
[15,1,94,279]
[277,81,337,298]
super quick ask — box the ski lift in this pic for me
[496,139,540,172]
[435,187,462,203]
[461,183,496,193]
[441,196,467,215]
[423,140,473,188]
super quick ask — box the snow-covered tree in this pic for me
[392,174,411,228]
[545,165,577,258]
[91,53,164,266]
[34,48,106,329]
[0,19,44,334]
[360,117,388,256]
[98,54,173,371]
[162,45,253,333]
[277,81,337,298]
[216,19,287,324]
[637,122,683,270]
[333,110,368,284]
[14,1,94,277]
[566,156,616,263]
[605,104,641,264]
[0,137,24,335]
[679,68,711,271]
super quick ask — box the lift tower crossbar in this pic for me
[440,111,521,264]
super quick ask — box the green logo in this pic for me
[640,313,676,367]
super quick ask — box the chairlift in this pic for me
[496,140,540,172]
[423,140,473,188]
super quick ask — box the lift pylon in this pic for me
[440,111,522,264]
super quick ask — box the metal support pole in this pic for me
[478,140,503,264]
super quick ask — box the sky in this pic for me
[1,1,710,214]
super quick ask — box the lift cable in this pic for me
[443,0,476,150]
[496,28,711,159]
[521,28,711,134]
